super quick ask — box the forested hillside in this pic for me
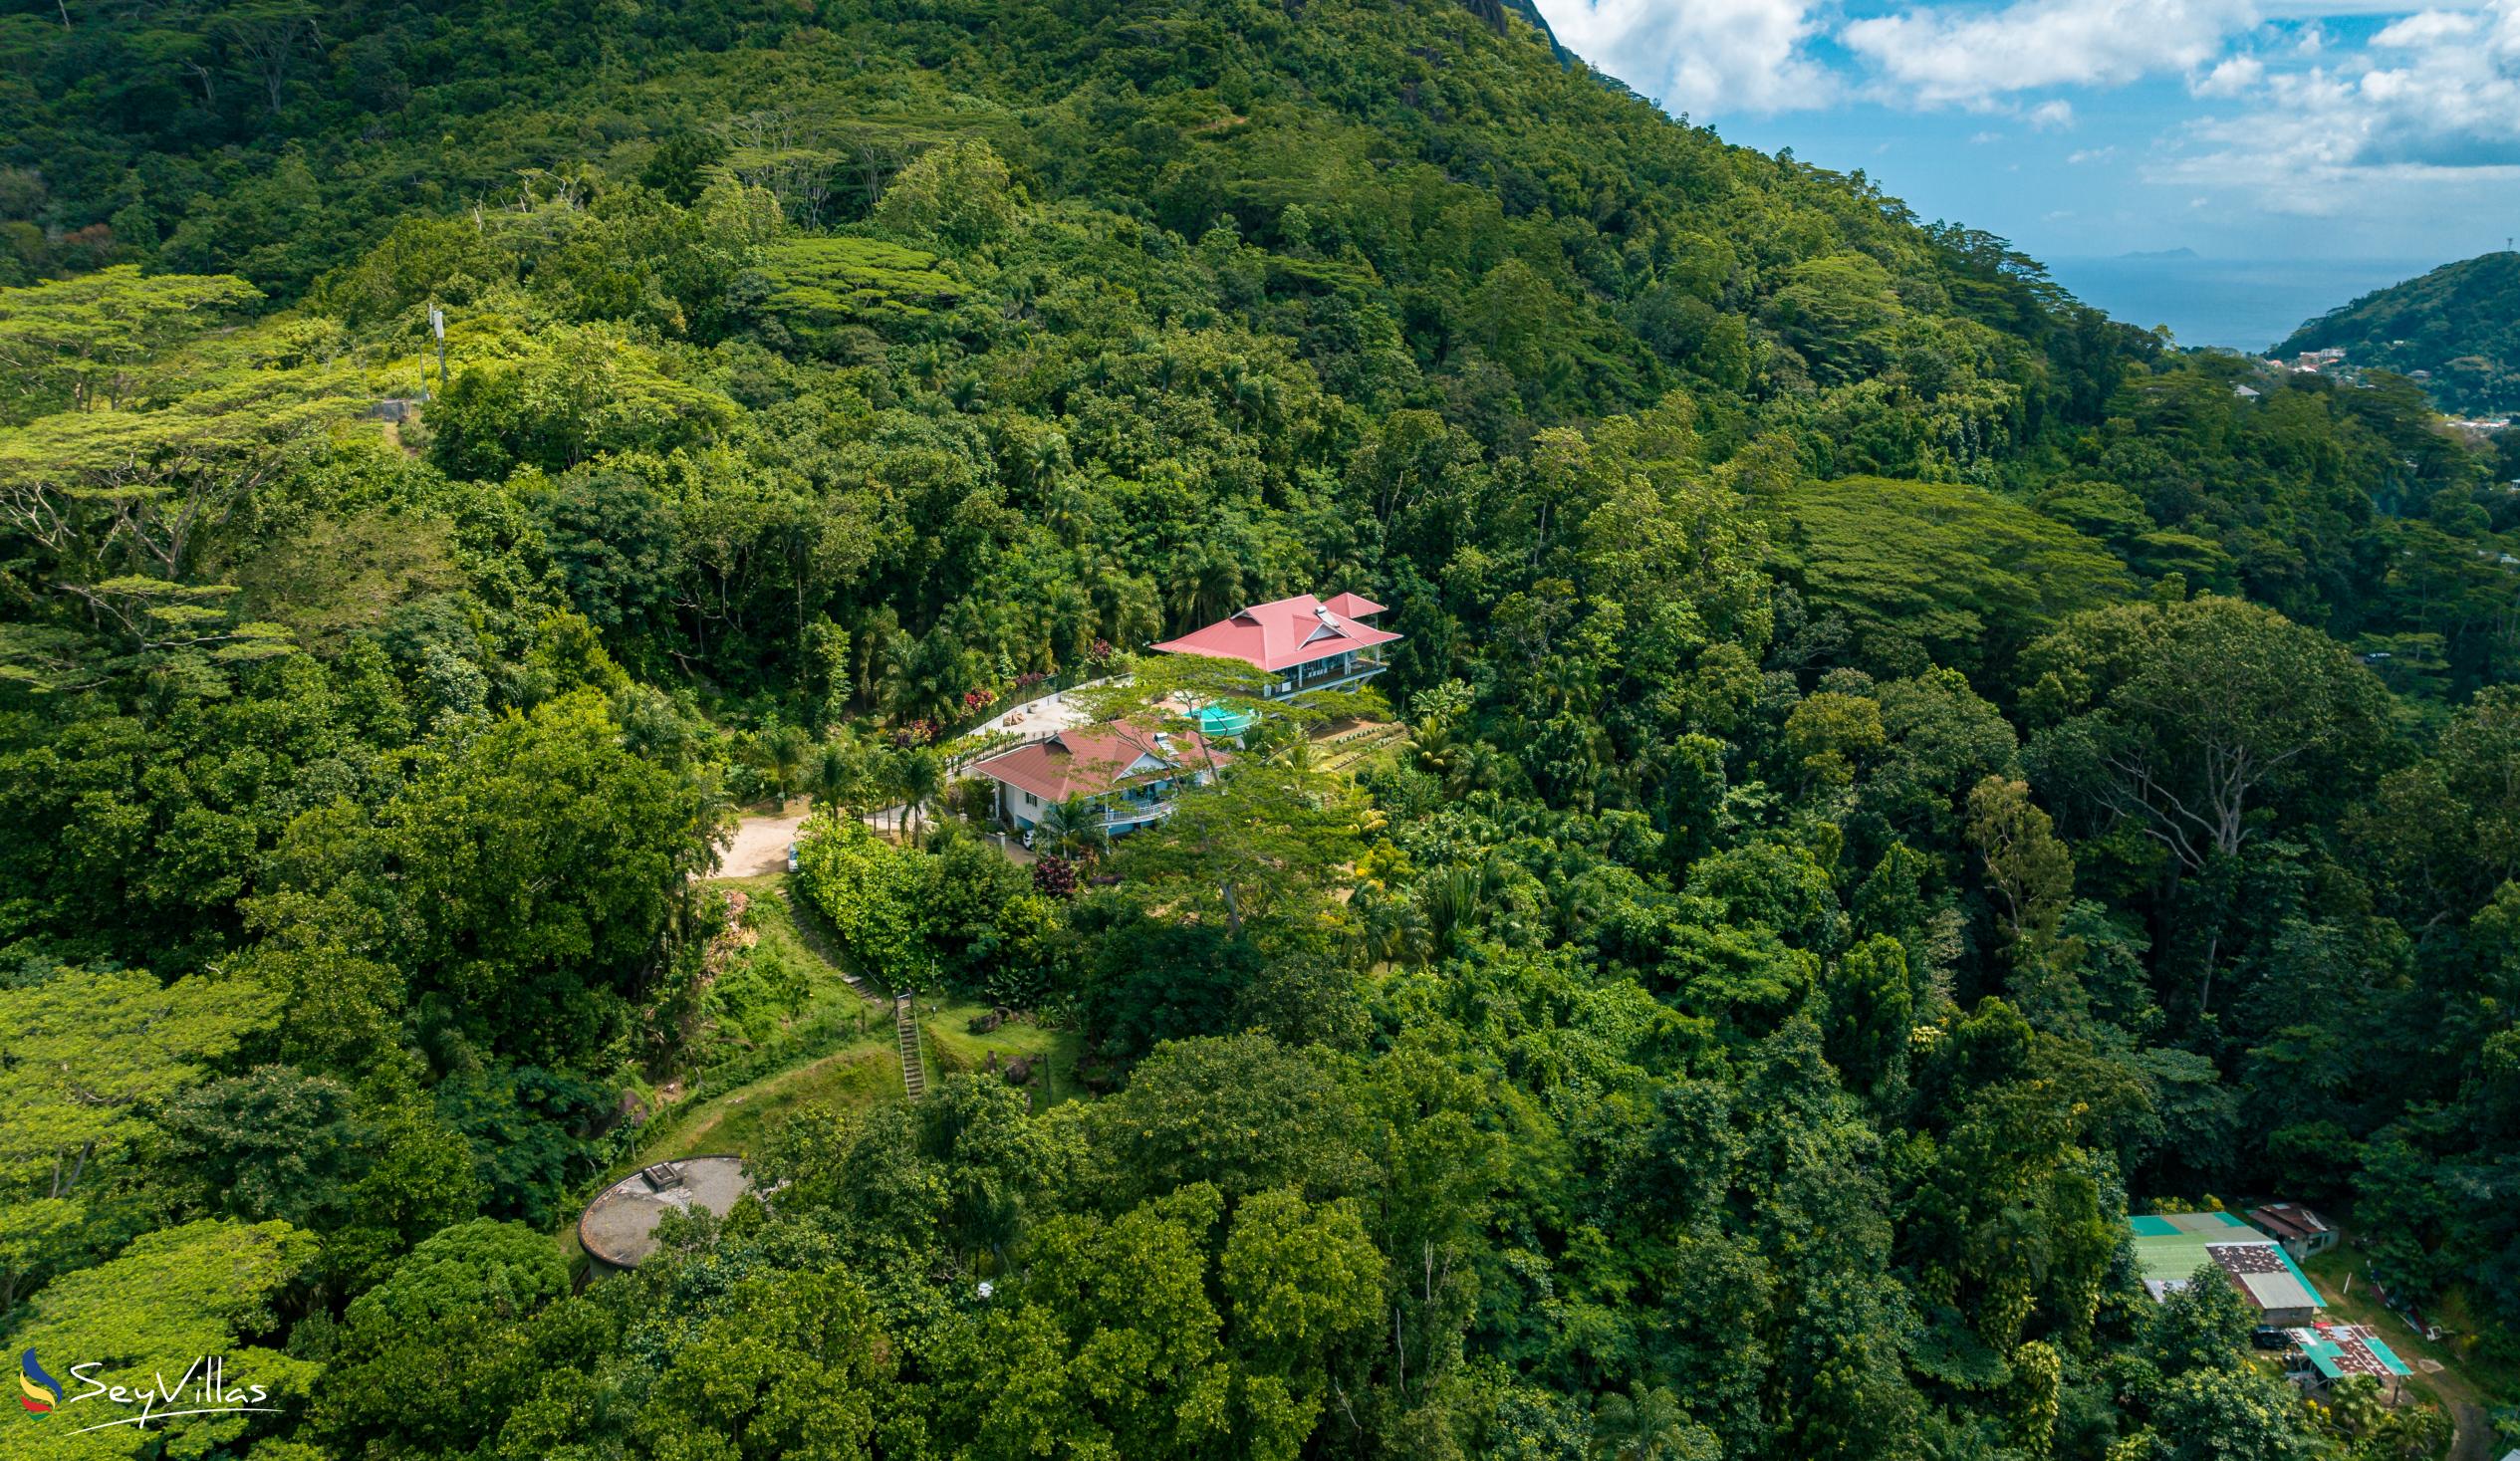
[2,1,2516,1458]
[2280,251,2520,418]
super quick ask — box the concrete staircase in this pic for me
[894,994,927,1100]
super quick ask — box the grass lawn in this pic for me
[719,869,886,999]
[920,999,1087,1105]
[562,872,903,1266]
[2301,1241,2520,1423]
[628,872,901,1160]
[634,1046,902,1162]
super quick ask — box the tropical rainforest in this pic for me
[1,1,2517,1459]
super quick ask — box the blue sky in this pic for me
[1530,0,2520,265]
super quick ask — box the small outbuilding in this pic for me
[2245,1202,2339,1261]
[578,1155,755,1271]
[2283,1323,2413,1400]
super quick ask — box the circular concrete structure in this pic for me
[578,1155,755,1270]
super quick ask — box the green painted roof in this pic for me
[2299,1329,2411,1378]
[2132,1211,2252,1284]
[2130,1211,2326,1309]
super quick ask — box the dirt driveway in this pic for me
[717,803,809,877]
[711,680,1115,873]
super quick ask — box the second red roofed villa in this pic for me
[970,719,1230,839]
[1150,592,1399,733]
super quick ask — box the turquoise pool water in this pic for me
[1190,704,1254,736]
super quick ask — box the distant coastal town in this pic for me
[2249,346,2510,434]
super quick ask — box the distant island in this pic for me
[2278,251,2520,415]
[2120,246,2200,261]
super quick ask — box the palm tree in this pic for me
[1034,795,1111,860]
[1422,862,1487,964]
[1591,1383,1704,1461]
[1359,891,1429,969]
[742,722,814,810]
[1168,549,1244,629]
[878,627,968,726]
[893,747,942,844]
[806,730,878,814]
[1409,716,1460,783]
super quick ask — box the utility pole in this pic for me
[428,304,447,398]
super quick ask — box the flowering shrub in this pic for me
[1032,854,1080,899]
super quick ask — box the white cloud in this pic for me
[2151,0,2520,213]
[1532,0,2520,231]
[1841,0,2253,107]
[1532,0,1832,114]
[2254,0,2487,12]
[2068,145,2120,161]
[2372,7,2483,44]
[2191,54,2266,95]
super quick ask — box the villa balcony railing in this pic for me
[1099,797,1179,829]
[1271,655,1386,699]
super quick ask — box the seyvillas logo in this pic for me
[17,1351,60,1415]
[12,1352,275,1435]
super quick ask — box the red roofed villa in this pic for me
[1151,592,1399,732]
[971,719,1231,839]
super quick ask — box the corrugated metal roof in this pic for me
[2296,1326,2411,1379]
[2247,1202,2333,1243]
[971,720,1228,804]
[2130,1212,2326,1314]
[2240,1271,2318,1312]
[2132,1211,2257,1283]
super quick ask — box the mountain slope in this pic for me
[1,0,2134,423]
[2279,250,2520,414]
[2,4,2517,1460]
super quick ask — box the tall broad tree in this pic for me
[2025,595,2393,1010]
[0,968,279,1311]
[2027,595,2393,871]
[0,363,365,584]
[255,688,710,1067]
[1966,776,2075,956]
[0,267,261,418]
[0,1219,320,1461]
[2356,684,2520,924]
[1112,753,1363,937]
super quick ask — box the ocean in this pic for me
[2041,254,2446,355]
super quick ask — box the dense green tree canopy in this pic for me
[1,1,2516,1458]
